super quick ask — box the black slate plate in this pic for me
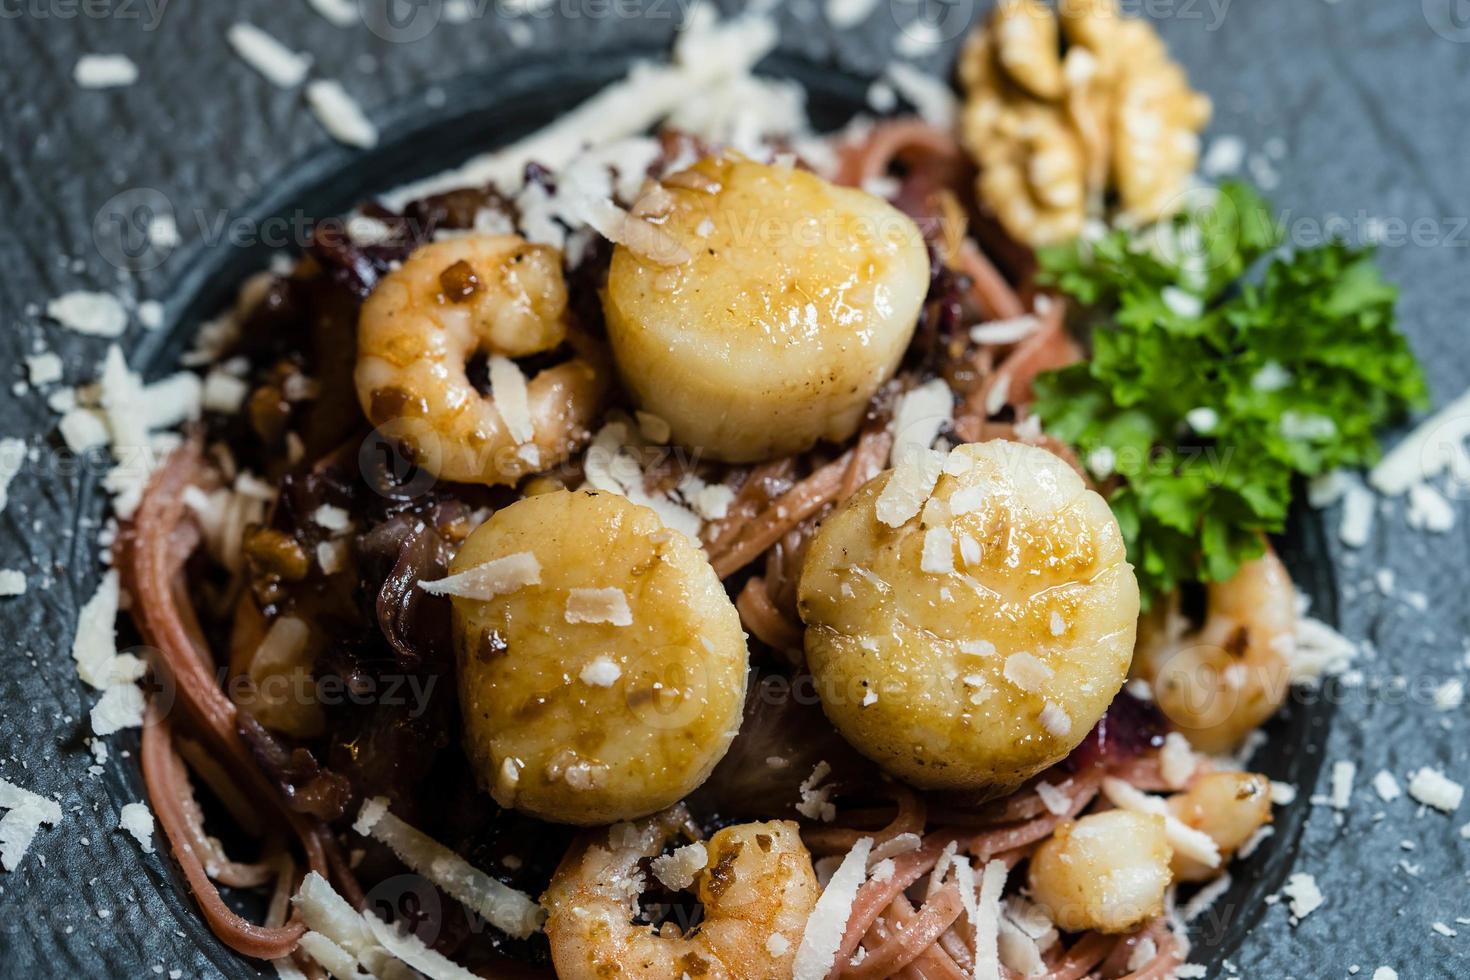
[2,3,1467,978]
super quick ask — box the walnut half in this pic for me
[959,0,1211,246]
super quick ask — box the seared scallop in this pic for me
[797,440,1139,793]
[602,155,930,462]
[438,489,748,825]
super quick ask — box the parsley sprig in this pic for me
[1032,183,1428,603]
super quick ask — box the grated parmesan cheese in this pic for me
[797,762,837,823]
[889,379,953,467]
[920,526,955,575]
[1003,653,1053,691]
[47,291,127,337]
[578,656,622,688]
[316,540,348,576]
[1406,482,1456,533]
[384,10,777,207]
[306,79,379,149]
[72,570,145,690]
[1373,770,1402,802]
[74,54,138,89]
[825,0,880,28]
[90,683,145,736]
[970,315,1040,346]
[1369,387,1470,496]
[227,23,311,88]
[311,505,351,533]
[1038,702,1071,737]
[25,352,63,386]
[1338,482,1375,548]
[0,778,62,871]
[307,0,358,26]
[1330,760,1356,810]
[650,841,708,892]
[565,587,633,627]
[583,422,703,538]
[1158,732,1196,789]
[971,858,1008,980]
[875,448,945,527]
[201,370,250,414]
[363,912,482,980]
[1102,777,1219,868]
[118,802,155,854]
[295,932,360,980]
[419,552,541,600]
[1407,768,1464,813]
[353,798,544,938]
[1281,872,1324,922]
[488,356,535,445]
[1035,782,1071,817]
[0,571,25,597]
[792,836,872,980]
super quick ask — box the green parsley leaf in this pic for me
[1032,182,1428,604]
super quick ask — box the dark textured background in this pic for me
[0,1,1467,976]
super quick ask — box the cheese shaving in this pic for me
[74,54,138,89]
[90,683,146,736]
[796,761,836,822]
[1407,768,1463,813]
[381,10,777,206]
[71,570,144,689]
[1034,782,1071,817]
[875,448,945,527]
[920,526,955,575]
[792,836,873,980]
[353,797,545,938]
[565,587,633,627]
[419,552,542,600]
[306,79,379,149]
[972,859,1008,980]
[227,23,311,88]
[362,910,482,980]
[118,802,155,854]
[578,656,622,687]
[1369,386,1470,495]
[488,356,535,445]
[296,932,361,980]
[1101,777,1220,868]
[47,291,127,337]
[0,778,62,871]
[970,315,1041,345]
[1003,652,1053,692]
[889,379,954,467]
[1281,872,1324,921]
[651,841,708,892]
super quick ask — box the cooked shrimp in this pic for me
[355,234,609,486]
[1166,771,1272,881]
[1027,809,1173,934]
[543,806,819,980]
[1132,547,1296,754]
